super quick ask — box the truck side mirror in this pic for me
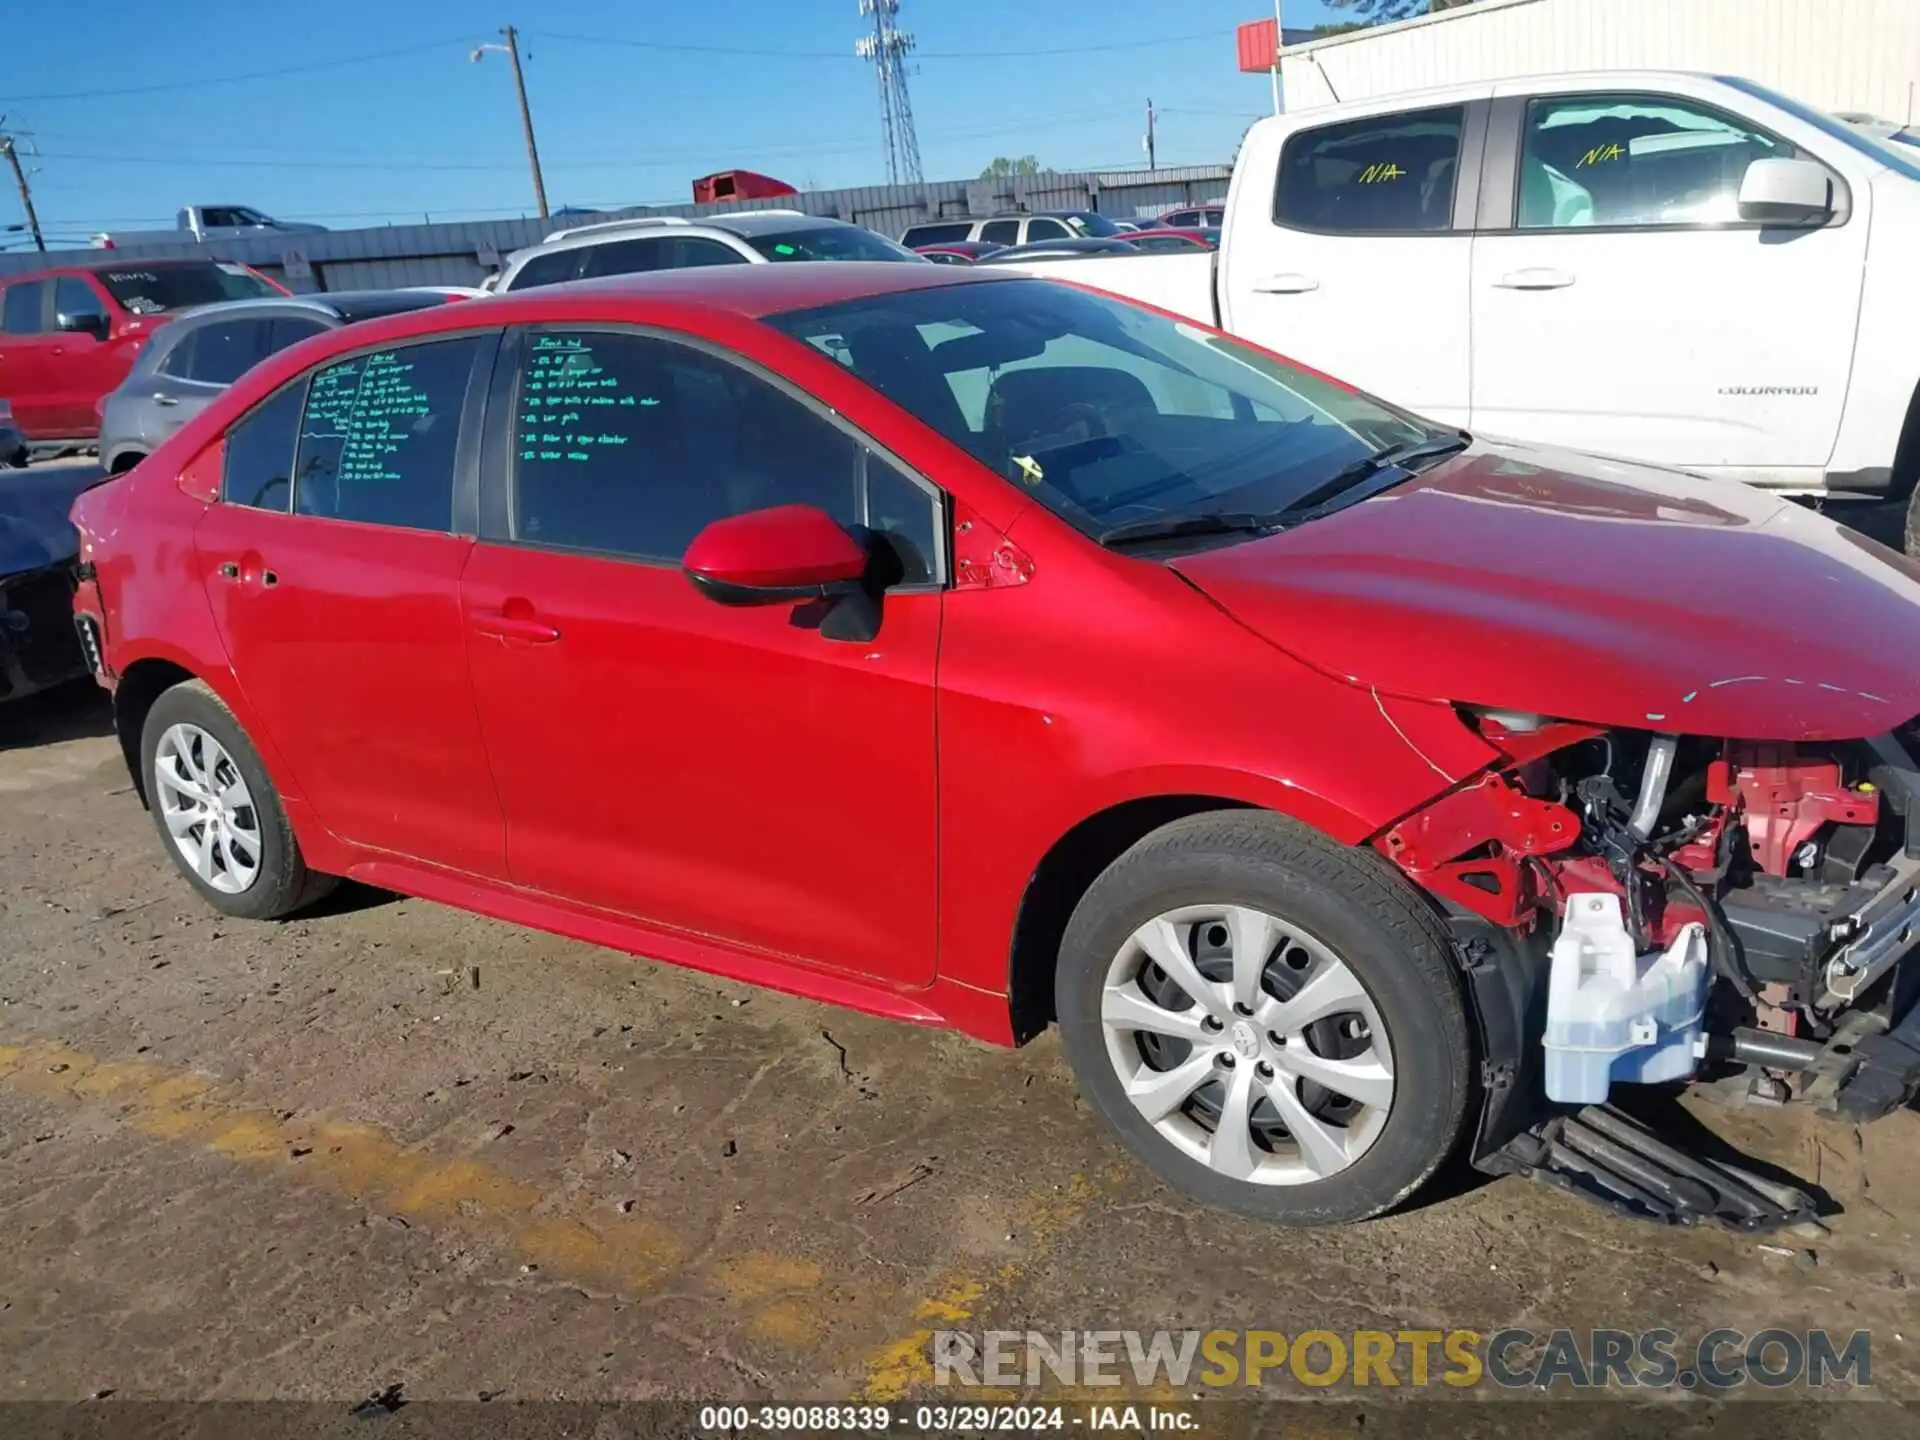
[1738,157,1835,226]
[56,311,109,340]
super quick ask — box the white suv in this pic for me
[496,212,921,292]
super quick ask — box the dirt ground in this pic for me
[3,677,1919,1428]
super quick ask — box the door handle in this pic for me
[1495,268,1576,290]
[1250,273,1320,294]
[153,394,179,407]
[471,610,561,644]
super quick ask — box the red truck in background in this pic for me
[0,258,284,454]
[690,170,799,205]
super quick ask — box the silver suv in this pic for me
[496,212,921,292]
[899,210,1124,249]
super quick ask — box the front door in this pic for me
[196,332,510,877]
[1469,88,1868,476]
[1219,96,1486,425]
[460,327,944,984]
[48,276,129,436]
[0,279,58,438]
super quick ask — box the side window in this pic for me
[266,316,328,354]
[902,222,971,246]
[292,336,483,531]
[1275,104,1465,234]
[1025,218,1070,241]
[666,237,748,268]
[222,382,306,513]
[182,319,272,385]
[510,330,938,581]
[157,330,198,378]
[2,280,47,335]
[54,276,107,323]
[1518,94,1792,230]
[504,249,585,292]
[979,219,1021,245]
[581,238,669,278]
[201,208,241,229]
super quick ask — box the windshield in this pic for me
[1060,213,1122,237]
[96,262,280,314]
[1718,75,1920,182]
[742,227,921,263]
[765,279,1446,542]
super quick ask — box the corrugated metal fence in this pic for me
[0,165,1232,291]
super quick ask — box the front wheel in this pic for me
[1056,812,1472,1225]
[140,680,336,920]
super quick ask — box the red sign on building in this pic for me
[1236,17,1279,73]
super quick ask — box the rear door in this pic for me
[1468,85,1867,475]
[151,315,278,446]
[0,280,58,437]
[1219,95,1490,425]
[195,330,510,876]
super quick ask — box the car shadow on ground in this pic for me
[0,680,113,752]
[295,880,403,919]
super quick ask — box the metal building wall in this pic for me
[1280,0,1920,121]
[0,166,1232,288]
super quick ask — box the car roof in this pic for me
[163,290,453,325]
[521,210,852,256]
[1,256,229,283]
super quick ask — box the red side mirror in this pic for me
[683,504,870,607]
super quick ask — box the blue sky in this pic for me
[0,0,1347,240]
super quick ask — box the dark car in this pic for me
[0,399,26,468]
[97,290,470,474]
[1,460,94,701]
[914,241,1007,266]
[0,259,286,453]
[1126,227,1220,253]
[977,236,1143,264]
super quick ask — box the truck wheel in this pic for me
[140,680,336,920]
[1055,811,1472,1225]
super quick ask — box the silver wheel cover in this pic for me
[153,723,263,896]
[1100,905,1394,1186]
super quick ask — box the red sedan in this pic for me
[72,262,1920,1227]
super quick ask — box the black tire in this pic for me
[1055,811,1472,1226]
[1904,483,1920,558]
[139,679,336,920]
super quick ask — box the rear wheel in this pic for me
[1056,812,1472,1225]
[140,680,335,919]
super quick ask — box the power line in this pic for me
[26,106,1137,175]
[524,27,1227,59]
[1,36,475,103]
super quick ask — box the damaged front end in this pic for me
[1379,714,1920,1228]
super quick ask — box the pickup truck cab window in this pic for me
[1,280,47,334]
[1274,104,1466,234]
[1518,94,1794,229]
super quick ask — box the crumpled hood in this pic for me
[1170,442,1920,741]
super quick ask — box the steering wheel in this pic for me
[1054,402,1112,444]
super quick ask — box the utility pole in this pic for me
[472,27,548,219]
[1145,98,1157,171]
[0,128,45,252]
[1270,0,1283,115]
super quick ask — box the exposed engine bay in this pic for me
[1378,714,1920,1229]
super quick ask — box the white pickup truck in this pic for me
[1011,72,1920,546]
